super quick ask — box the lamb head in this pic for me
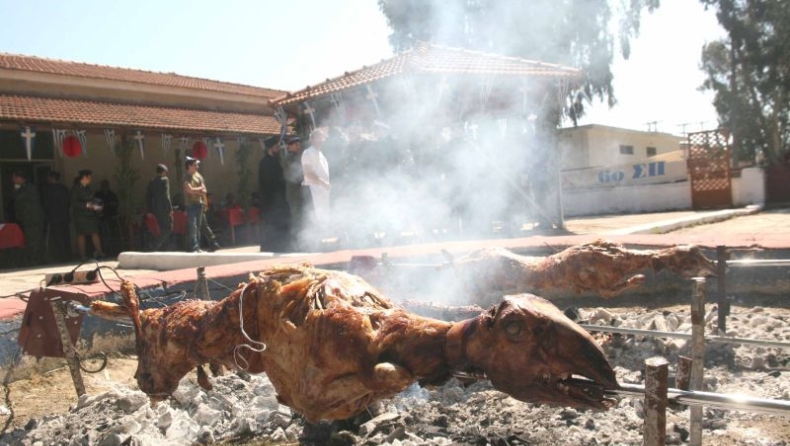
[447,294,618,410]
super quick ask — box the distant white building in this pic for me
[557,124,763,216]
[559,124,686,185]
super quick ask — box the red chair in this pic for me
[246,206,260,239]
[219,206,245,245]
[0,223,25,250]
[172,211,187,235]
[144,213,160,238]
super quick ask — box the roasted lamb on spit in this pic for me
[450,240,716,301]
[91,265,618,422]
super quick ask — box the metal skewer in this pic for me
[607,383,790,416]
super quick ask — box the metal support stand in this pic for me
[690,278,706,446]
[194,266,209,300]
[716,246,730,333]
[644,356,668,446]
[676,356,692,391]
[49,299,85,397]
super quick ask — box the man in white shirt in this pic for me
[301,127,331,224]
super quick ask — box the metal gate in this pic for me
[687,130,732,209]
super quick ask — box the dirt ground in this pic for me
[1,355,139,432]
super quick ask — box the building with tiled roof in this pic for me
[0,53,282,101]
[0,53,287,228]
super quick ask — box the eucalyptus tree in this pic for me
[699,0,790,164]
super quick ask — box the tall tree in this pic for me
[377,0,660,121]
[699,0,790,164]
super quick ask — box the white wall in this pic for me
[562,157,687,190]
[563,181,691,217]
[732,167,765,206]
[563,168,765,217]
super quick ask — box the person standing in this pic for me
[11,171,45,265]
[301,128,331,226]
[183,157,207,253]
[200,193,221,252]
[70,169,106,261]
[258,136,290,252]
[43,171,71,262]
[146,163,173,251]
[283,136,311,248]
[94,179,120,255]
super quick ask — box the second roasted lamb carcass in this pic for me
[451,240,716,301]
[92,266,618,422]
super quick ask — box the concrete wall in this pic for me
[563,180,691,217]
[562,167,766,217]
[732,167,766,206]
[562,157,688,190]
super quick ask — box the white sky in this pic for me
[0,0,725,135]
[577,0,726,133]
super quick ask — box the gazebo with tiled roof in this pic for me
[272,42,582,127]
[271,43,583,229]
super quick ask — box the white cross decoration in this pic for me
[75,130,88,158]
[365,84,382,118]
[103,129,117,154]
[52,129,66,157]
[178,136,190,152]
[20,126,35,161]
[133,130,145,160]
[213,137,225,165]
[436,76,449,106]
[329,92,346,118]
[479,75,494,111]
[556,78,569,111]
[302,101,316,129]
[519,79,529,115]
[274,106,288,140]
[161,134,173,157]
[201,137,211,158]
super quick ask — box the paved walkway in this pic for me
[1,205,788,320]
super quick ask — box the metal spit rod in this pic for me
[579,324,790,350]
[727,259,790,268]
[607,383,790,416]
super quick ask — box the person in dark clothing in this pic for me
[283,136,311,249]
[11,171,45,265]
[71,169,106,261]
[146,164,173,251]
[94,179,120,255]
[258,136,290,252]
[95,180,119,219]
[43,171,71,262]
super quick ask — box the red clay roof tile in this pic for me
[0,95,279,135]
[274,43,581,105]
[0,53,284,99]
